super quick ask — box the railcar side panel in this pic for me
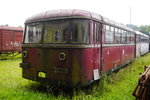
[102,45,134,73]
[124,45,135,62]
[102,46,121,72]
[141,43,149,55]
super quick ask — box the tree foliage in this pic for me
[126,24,150,36]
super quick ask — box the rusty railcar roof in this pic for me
[25,9,102,23]
[0,26,23,31]
[25,9,134,32]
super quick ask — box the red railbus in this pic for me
[0,26,23,54]
[20,9,135,87]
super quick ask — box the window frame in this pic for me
[105,25,114,44]
[114,28,121,44]
[24,22,44,44]
[24,19,90,44]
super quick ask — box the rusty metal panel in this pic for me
[102,46,121,72]
[141,43,149,55]
[0,26,23,53]
[102,45,135,73]
[21,47,95,87]
[13,31,22,52]
[1,30,14,51]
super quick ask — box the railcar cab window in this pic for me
[43,19,89,44]
[105,25,114,43]
[44,20,69,43]
[71,19,89,43]
[25,23,43,43]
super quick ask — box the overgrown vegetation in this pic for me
[1,53,150,100]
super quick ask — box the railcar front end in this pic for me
[20,19,100,87]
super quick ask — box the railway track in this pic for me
[0,53,21,60]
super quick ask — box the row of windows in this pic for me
[24,20,140,44]
[25,19,89,44]
[105,25,135,44]
[136,35,149,43]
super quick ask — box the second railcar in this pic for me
[0,26,23,54]
[20,9,136,87]
[135,31,149,57]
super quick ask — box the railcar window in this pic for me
[114,28,120,43]
[93,22,101,43]
[106,25,110,30]
[105,25,114,43]
[141,36,149,43]
[130,32,135,44]
[44,20,69,43]
[25,23,43,43]
[121,31,127,43]
[43,19,89,43]
[97,23,101,42]
[119,29,122,43]
[111,27,114,31]
[71,19,89,43]
[127,32,131,43]
[136,35,140,43]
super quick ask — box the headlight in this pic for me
[23,51,28,57]
[59,52,66,60]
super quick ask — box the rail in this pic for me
[0,52,21,60]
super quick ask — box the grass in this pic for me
[1,53,150,100]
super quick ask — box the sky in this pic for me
[0,0,149,27]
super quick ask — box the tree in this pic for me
[126,24,150,36]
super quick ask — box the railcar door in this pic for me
[93,22,102,80]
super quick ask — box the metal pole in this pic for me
[130,6,132,24]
